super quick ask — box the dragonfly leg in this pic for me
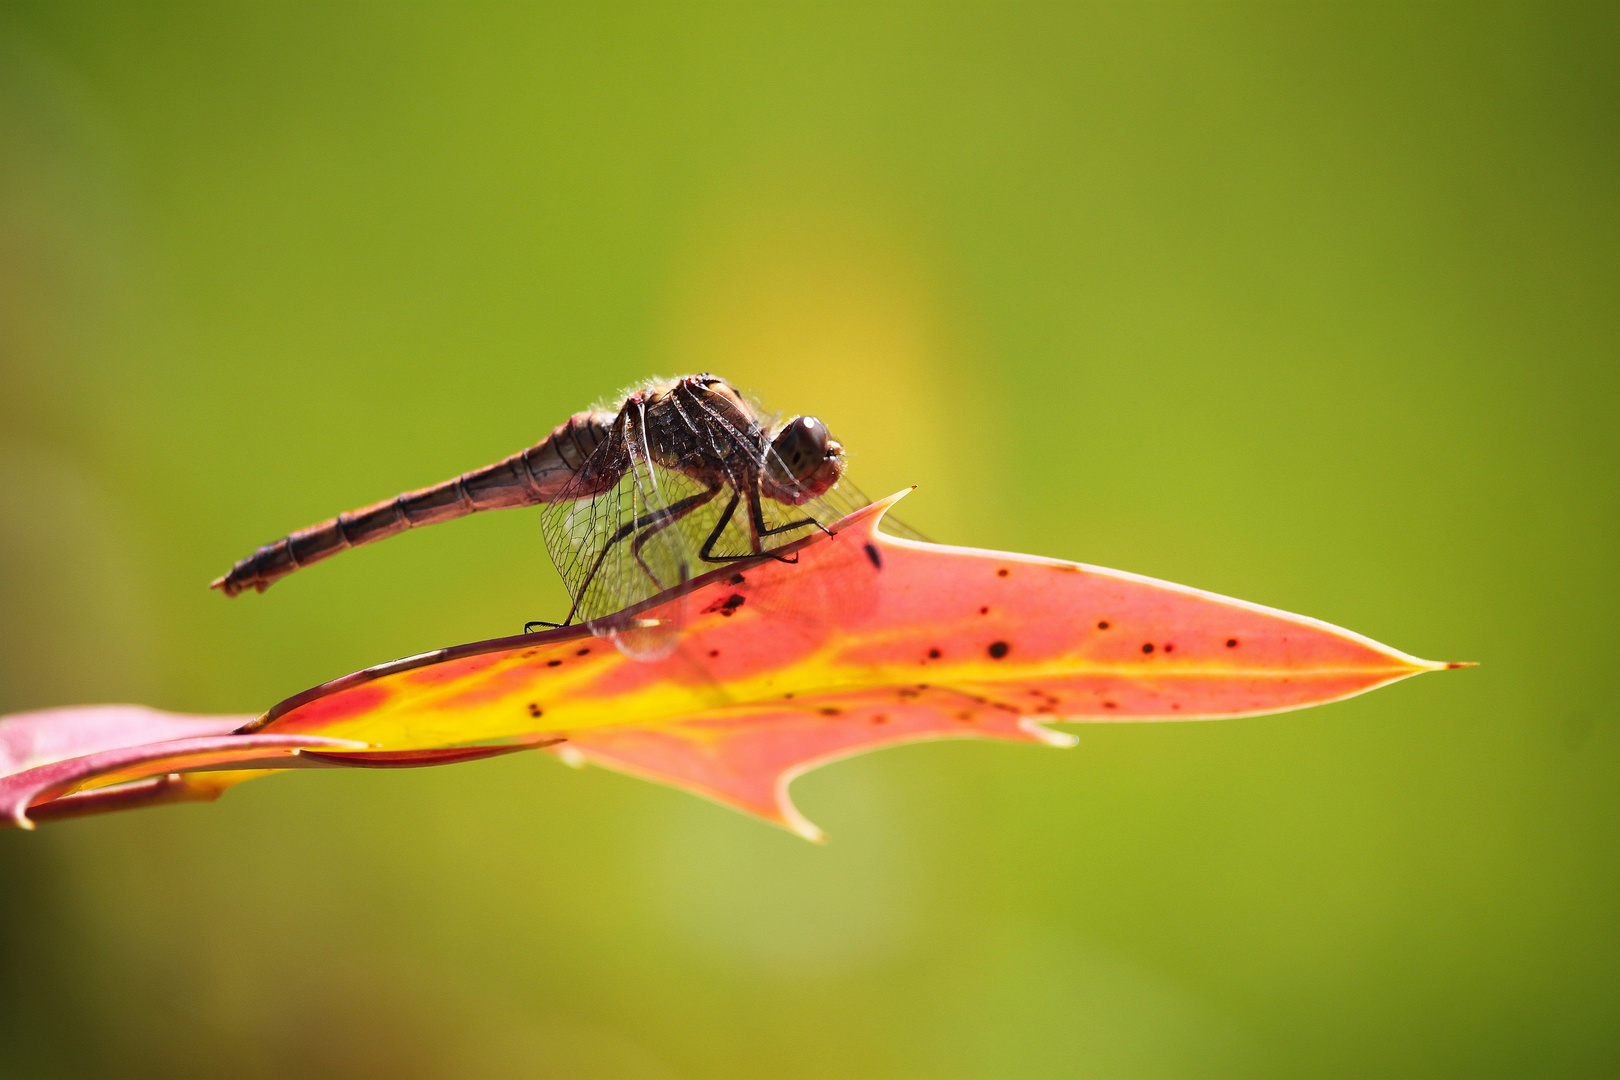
[629,487,720,587]
[743,486,822,566]
[749,486,823,539]
[524,620,563,633]
[692,490,802,565]
[698,489,747,563]
[694,486,817,566]
[563,485,721,625]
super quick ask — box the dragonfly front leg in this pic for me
[740,485,826,566]
[748,486,823,539]
[695,484,823,567]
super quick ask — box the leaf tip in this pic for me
[829,487,914,536]
[1445,661,1478,669]
[1383,649,1466,675]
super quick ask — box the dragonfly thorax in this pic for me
[650,377,847,505]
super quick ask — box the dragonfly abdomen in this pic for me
[211,410,614,597]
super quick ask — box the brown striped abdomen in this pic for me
[211,410,615,597]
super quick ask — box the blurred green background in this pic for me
[1,4,1615,1077]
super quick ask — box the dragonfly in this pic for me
[213,374,914,653]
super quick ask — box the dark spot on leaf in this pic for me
[1103,701,1118,709]
[917,683,930,690]
[864,543,883,570]
[956,711,975,722]
[1097,620,1109,630]
[727,573,745,586]
[1226,638,1239,648]
[547,659,563,667]
[1142,643,1154,654]
[527,703,542,717]
[871,714,888,725]
[997,568,1009,577]
[708,649,720,658]
[988,641,1010,659]
[819,707,841,716]
[784,693,794,699]
[704,593,748,617]
[1163,643,1174,653]
[980,606,989,615]
[928,648,941,659]
[576,648,590,656]
[1171,703,1181,710]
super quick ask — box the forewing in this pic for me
[539,403,718,657]
[538,412,703,630]
[751,456,927,549]
[538,422,631,621]
[671,391,871,558]
[538,389,923,646]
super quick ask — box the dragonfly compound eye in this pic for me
[775,415,829,472]
[764,416,842,504]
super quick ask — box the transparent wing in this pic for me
[670,387,912,556]
[789,476,930,543]
[538,391,927,644]
[538,405,699,627]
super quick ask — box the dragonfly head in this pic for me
[763,415,845,505]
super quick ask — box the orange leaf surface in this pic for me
[247,492,1457,839]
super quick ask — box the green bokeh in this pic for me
[1,4,1615,1077]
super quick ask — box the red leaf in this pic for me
[4,494,1464,832]
[249,493,1461,838]
[0,705,365,830]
